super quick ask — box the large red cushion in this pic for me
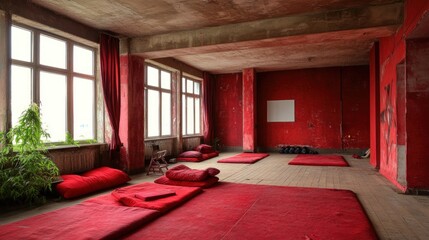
[165,165,209,182]
[56,167,130,199]
[194,144,215,154]
[178,151,203,159]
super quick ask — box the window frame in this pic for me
[181,76,202,136]
[144,64,173,139]
[10,23,97,143]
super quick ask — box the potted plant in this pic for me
[0,103,59,205]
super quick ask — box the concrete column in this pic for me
[0,11,9,133]
[369,43,380,169]
[242,68,256,152]
[119,54,145,174]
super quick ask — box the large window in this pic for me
[182,77,201,135]
[10,24,96,143]
[145,65,172,138]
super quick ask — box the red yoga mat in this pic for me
[217,153,269,163]
[289,154,349,167]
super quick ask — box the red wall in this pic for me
[406,39,429,188]
[341,66,370,149]
[214,73,243,148]
[256,66,369,150]
[377,0,429,191]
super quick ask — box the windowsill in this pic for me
[183,135,203,139]
[46,142,107,151]
[144,135,203,142]
[144,136,177,142]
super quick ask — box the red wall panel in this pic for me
[376,0,429,191]
[214,73,243,148]
[257,67,343,149]
[406,39,429,188]
[341,66,370,149]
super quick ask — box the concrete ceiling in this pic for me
[32,0,404,74]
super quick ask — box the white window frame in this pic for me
[10,23,97,143]
[144,64,173,139]
[181,76,202,136]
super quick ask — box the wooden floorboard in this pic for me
[1,152,429,240]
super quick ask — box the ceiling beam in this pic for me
[130,2,403,58]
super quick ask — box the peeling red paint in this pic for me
[243,68,256,152]
[214,73,243,148]
[376,0,429,191]
[118,55,145,173]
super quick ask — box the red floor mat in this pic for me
[217,153,269,163]
[289,154,349,167]
[0,202,159,240]
[125,182,378,240]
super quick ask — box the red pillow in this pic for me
[56,167,130,199]
[178,151,202,158]
[194,144,214,154]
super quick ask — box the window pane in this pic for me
[11,26,32,62]
[187,79,193,93]
[40,71,67,142]
[182,78,186,92]
[182,94,186,134]
[160,71,171,90]
[195,98,200,134]
[73,45,94,75]
[161,92,171,136]
[11,65,32,127]
[194,81,200,95]
[40,34,66,69]
[73,77,94,140]
[147,89,160,137]
[186,96,194,134]
[147,66,159,87]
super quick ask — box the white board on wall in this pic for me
[267,100,295,122]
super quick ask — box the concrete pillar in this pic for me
[242,68,256,152]
[119,54,145,174]
[369,43,380,169]
[0,11,9,133]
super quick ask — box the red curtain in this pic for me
[203,72,214,144]
[100,34,122,151]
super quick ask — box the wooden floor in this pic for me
[1,152,429,240]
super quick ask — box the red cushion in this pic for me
[166,165,209,182]
[56,167,130,199]
[178,151,203,158]
[194,144,215,154]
